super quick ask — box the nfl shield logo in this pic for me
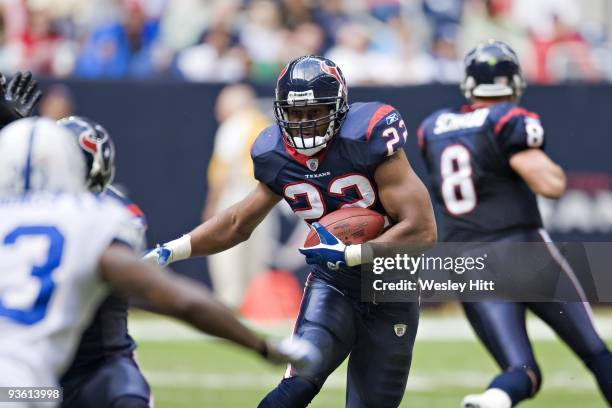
[307,158,319,171]
[393,324,407,337]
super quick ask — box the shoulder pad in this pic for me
[251,125,282,159]
[251,125,286,194]
[491,103,544,156]
[338,102,392,142]
[340,102,408,168]
[490,103,540,135]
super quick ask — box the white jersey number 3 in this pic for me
[440,144,477,215]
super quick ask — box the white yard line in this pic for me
[142,370,598,392]
[129,314,612,342]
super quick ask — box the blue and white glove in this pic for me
[298,222,362,270]
[143,235,192,267]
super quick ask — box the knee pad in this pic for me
[110,396,150,408]
[258,377,319,408]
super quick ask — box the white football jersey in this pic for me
[0,192,134,390]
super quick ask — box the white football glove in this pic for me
[262,336,321,375]
[142,234,192,266]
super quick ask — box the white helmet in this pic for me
[0,117,87,197]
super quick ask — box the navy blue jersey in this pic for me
[252,102,408,291]
[63,186,147,375]
[419,102,545,241]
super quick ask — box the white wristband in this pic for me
[344,244,362,267]
[164,234,192,263]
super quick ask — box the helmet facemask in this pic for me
[274,92,348,156]
[82,128,115,192]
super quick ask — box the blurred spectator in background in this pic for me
[513,0,598,83]
[459,0,529,65]
[202,84,275,308]
[326,20,409,85]
[422,0,464,46]
[278,0,313,30]
[17,3,64,76]
[240,0,284,83]
[281,22,325,64]
[39,83,74,120]
[368,0,402,23]
[0,0,608,84]
[74,1,161,78]
[326,22,373,85]
[0,6,19,74]
[158,0,210,52]
[174,26,247,82]
[408,31,463,84]
[312,0,349,53]
[174,1,247,82]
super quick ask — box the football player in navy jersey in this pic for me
[419,40,612,407]
[57,116,153,408]
[145,55,436,407]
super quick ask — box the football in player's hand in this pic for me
[304,208,385,247]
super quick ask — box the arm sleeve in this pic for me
[495,108,545,158]
[250,127,284,195]
[251,150,282,196]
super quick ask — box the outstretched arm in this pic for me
[103,244,266,351]
[144,182,281,265]
[102,243,319,368]
[190,182,281,256]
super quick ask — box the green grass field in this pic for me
[130,310,611,407]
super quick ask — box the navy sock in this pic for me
[489,367,540,406]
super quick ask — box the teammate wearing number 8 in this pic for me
[419,40,612,407]
[144,55,437,407]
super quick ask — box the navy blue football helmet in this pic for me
[274,55,349,156]
[461,40,526,100]
[57,116,115,192]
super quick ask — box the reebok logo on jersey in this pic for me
[386,112,399,125]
